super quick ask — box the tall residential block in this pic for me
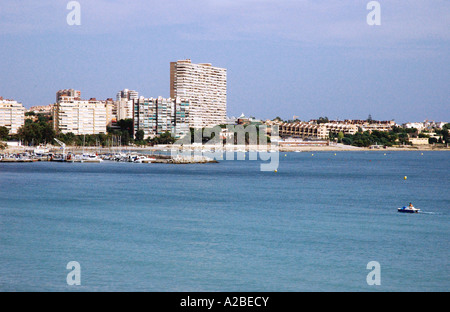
[115,89,138,121]
[56,89,81,102]
[53,90,110,135]
[0,97,25,135]
[133,97,190,139]
[105,98,116,128]
[170,59,227,128]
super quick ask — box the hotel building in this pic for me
[0,97,25,134]
[133,97,190,139]
[170,59,227,128]
[53,90,110,135]
[279,122,358,140]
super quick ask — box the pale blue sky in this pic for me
[0,0,449,122]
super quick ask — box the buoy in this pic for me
[404,176,407,180]
[312,154,314,156]
[274,170,278,173]
[384,153,386,156]
[334,153,337,156]
[421,153,423,156]
[285,154,287,157]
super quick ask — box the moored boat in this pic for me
[133,156,155,163]
[82,154,103,163]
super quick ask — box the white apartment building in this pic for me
[56,89,81,102]
[53,91,109,135]
[115,99,134,121]
[0,97,25,134]
[116,89,139,102]
[115,89,138,121]
[279,122,358,139]
[404,122,426,132]
[170,59,227,128]
[105,98,116,128]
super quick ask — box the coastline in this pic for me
[3,144,449,154]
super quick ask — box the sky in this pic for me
[0,0,449,123]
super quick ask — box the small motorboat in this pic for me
[82,154,103,163]
[398,205,420,213]
[133,156,155,163]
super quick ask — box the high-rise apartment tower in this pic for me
[170,59,226,128]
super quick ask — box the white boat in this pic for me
[133,156,155,163]
[34,146,49,155]
[398,205,420,214]
[81,154,103,163]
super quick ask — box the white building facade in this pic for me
[0,97,25,134]
[170,59,227,128]
[115,89,139,121]
[53,91,109,135]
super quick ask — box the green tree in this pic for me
[135,130,145,142]
[158,132,176,145]
[397,133,411,145]
[342,137,353,145]
[117,119,134,138]
[340,129,406,147]
[0,126,9,140]
[441,125,449,143]
[41,123,56,144]
[337,132,344,143]
[121,131,131,146]
[147,131,176,145]
[17,119,55,146]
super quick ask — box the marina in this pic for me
[0,150,218,164]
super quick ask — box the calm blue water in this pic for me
[0,151,449,292]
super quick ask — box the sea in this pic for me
[0,151,448,292]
